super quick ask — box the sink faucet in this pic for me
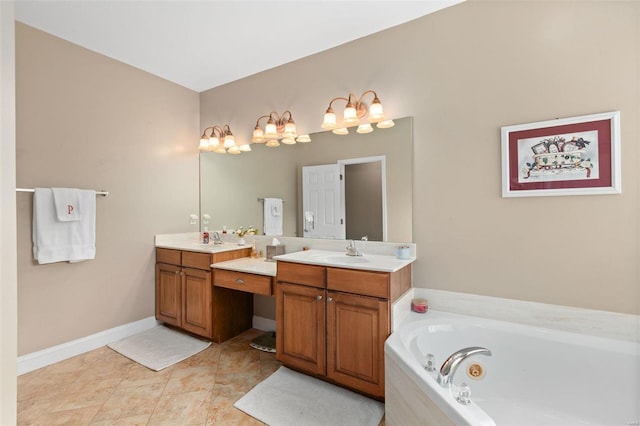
[212,231,223,245]
[437,346,492,388]
[346,239,362,256]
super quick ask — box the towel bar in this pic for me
[16,188,109,197]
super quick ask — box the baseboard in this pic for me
[252,315,276,332]
[17,316,159,375]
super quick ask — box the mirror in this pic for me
[200,116,413,242]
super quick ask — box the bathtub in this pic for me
[385,310,640,426]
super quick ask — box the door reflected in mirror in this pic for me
[199,116,412,242]
[302,156,385,241]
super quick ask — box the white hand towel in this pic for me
[33,188,96,264]
[263,198,283,236]
[52,187,82,221]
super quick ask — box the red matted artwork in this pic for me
[500,111,621,197]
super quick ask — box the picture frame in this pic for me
[501,111,621,197]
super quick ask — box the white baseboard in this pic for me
[252,315,276,332]
[17,316,159,375]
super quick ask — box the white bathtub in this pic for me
[385,310,640,426]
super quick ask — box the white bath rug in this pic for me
[234,366,384,426]
[108,325,211,371]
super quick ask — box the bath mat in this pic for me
[108,325,211,371]
[234,366,384,426]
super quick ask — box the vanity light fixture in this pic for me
[199,124,251,154]
[321,90,394,135]
[251,110,311,147]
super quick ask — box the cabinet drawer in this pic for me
[182,251,213,270]
[156,248,181,266]
[327,267,389,299]
[277,261,325,288]
[214,269,273,296]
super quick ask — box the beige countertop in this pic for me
[156,234,415,275]
[274,249,414,273]
[155,232,252,254]
[211,257,277,277]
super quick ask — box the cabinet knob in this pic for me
[327,297,333,302]
[235,278,244,284]
[316,295,323,301]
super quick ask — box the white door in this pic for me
[302,164,345,239]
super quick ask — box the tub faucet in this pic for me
[437,346,492,388]
[346,239,362,256]
[212,231,223,245]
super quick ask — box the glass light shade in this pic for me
[281,137,296,145]
[264,122,278,139]
[357,123,373,134]
[252,127,265,143]
[321,111,337,129]
[332,127,349,135]
[284,121,297,137]
[227,146,241,154]
[208,136,220,147]
[343,105,358,126]
[376,119,395,129]
[199,137,209,150]
[265,139,280,147]
[367,101,384,122]
[239,144,252,152]
[223,134,235,148]
[296,134,311,143]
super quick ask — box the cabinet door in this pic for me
[326,291,389,398]
[156,263,182,327]
[276,282,325,375]
[181,267,213,339]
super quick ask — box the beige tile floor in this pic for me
[18,328,386,426]
[18,329,280,425]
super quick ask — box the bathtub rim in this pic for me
[385,309,640,426]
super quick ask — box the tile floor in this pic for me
[18,329,280,425]
[18,328,385,426]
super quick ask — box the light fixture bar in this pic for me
[199,124,243,154]
[251,110,310,147]
[321,90,394,134]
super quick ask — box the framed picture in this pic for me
[501,111,621,197]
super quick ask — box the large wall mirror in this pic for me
[200,116,413,242]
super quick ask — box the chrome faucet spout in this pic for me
[346,239,362,256]
[212,231,223,245]
[437,346,491,388]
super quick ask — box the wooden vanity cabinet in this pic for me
[155,247,251,342]
[326,290,388,398]
[276,260,411,399]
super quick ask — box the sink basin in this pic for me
[325,255,370,264]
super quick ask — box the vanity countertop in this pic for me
[211,257,276,277]
[155,233,251,254]
[274,249,414,273]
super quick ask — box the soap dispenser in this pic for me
[202,227,210,244]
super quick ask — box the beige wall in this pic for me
[15,23,200,354]
[201,1,639,314]
[12,1,639,362]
